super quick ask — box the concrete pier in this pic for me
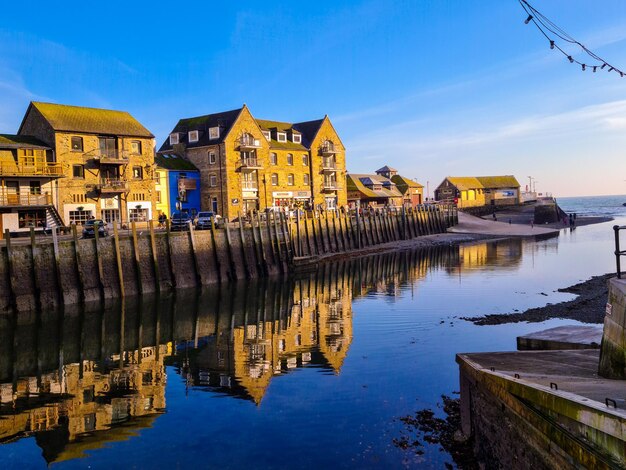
[599,278,626,379]
[517,325,603,350]
[457,350,626,469]
[449,211,560,238]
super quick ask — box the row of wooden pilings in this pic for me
[290,205,458,258]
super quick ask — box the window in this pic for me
[188,130,199,143]
[71,136,83,151]
[209,127,220,140]
[129,208,148,222]
[69,210,93,225]
[287,174,294,186]
[29,181,41,195]
[72,164,84,179]
[72,193,86,203]
[156,191,161,203]
[84,413,96,432]
[169,133,179,145]
[286,153,293,165]
[18,210,45,229]
[132,193,146,201]
[131,141,142,154]
[270,153,277,165]
[302,154,309,166]
[132,166,143,179]
[210,174,217,187]
[262,131,271,141]
[209,151,216,164]
[304,173,310,185]
[271,173,278,186]
[293,134,301,144]
[156,171,162,185]
[277,132,287,142]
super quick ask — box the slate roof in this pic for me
[0,134,50,149]
[375,165,397,174]
[445,176,520,190]
[347,174,403,199]
[155,153,199,171]
[256,119,308,151]
[292,118,325,148]
[158,107,243,152]
[27,102,153,138]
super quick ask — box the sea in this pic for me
[0,195,624,469]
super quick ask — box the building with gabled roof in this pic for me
[158,105,346,218]
[346,165,424,208]
[434,175,521,208]
[17,101,157,226]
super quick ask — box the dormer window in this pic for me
[188,130,199,143]
[209,127,220,140]
[277,132,287,143]
[293,134,301,144]
[262,131,271,141]
[169,133,179,145]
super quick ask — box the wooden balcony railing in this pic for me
[91,150,129,164]
[242,180,258,189]
[0,193,52,206]
[98,179,129,193]
[0,162,63,177]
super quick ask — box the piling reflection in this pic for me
[0,240,520,463]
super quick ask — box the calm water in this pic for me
[1,196,624,469]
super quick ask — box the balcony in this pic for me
[321,145,338,156]
[98,179,129,193]
[322,180,342,191]
[0,193,53,207]
[242,180,258,190]
[321,159,337,172]
[238,157,263,170]
[0,162,63,177]
[237,137,262,150]
[92,150,129,165]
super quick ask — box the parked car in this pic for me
[82,219,108,238]
[170,211,195,231]
[195,211,221,230]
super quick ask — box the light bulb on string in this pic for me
[568,56,574,63]
[550,40,555,50]
[524,15,533,24]
[581,64,586,71]
[601,64,607,70]
[593,66,597,73]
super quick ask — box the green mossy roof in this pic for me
[32,102,154,138]
[446,176,520,190]
[155,153,199,171]
[0,134,50,149]
[391,174,423,189]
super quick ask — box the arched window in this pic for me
[303,174,310,185]
[270,152,277,165]
[302,154,309,166]
[287,153,293,165]
[287,174,294,186]
[271,173,278,186]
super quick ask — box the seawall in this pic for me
[0,205,457,313]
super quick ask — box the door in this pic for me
[5,181,19,205]
[99,137,117,158]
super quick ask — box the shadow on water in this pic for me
[0,239,527,466]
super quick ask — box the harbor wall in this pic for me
[0,206,457,313]
[598,278,626,379]
[457,355,625,469]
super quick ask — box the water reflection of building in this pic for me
[0,305,168,463]
[452,239,524,272]
[171,273,354,405]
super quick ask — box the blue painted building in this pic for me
[155,153,201,217]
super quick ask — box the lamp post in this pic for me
[527,176,534,193]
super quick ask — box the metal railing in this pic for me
[242,180,258,189]
[0,162,63,177]
[98,179,129,192]
[0,193,53,206]
[614,225,626,278]
[238,137,261,148]
[240,157,262,168]
[321,159,337,170]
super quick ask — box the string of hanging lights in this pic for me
[519,0,625,77]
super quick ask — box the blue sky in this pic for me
[2,0,626,196]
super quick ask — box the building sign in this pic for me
[295,191,311,199]
[178,178,197,191]
[272,191,293,198]
[495,189,517,199]
[231,198,239,205]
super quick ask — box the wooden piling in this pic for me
[254,212,269,275]
[249,212,262,275]
[224,218,237,281]
[49,228,64,306]
[273,213,284,272]
[165,220,177,288]
[71,225,86,303]
[238,214,251,279]
[29,228,42,311]
[93,225,105,300]
[303,214,312,256]
[148,220,161,293]
[295,210,302,257]
[112,223,125,297]
[210,217,222,283]
[188,221,203,285]
[4,230,18,312]
[131,221,143,295]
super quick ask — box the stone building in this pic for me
[0,134,64,234]
[158,104,347,219]
[17,102,157,225]
[434,175,521,208]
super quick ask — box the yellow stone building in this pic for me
[434,176,521,208]
[158,104,347,219]
[17,102,157,226]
